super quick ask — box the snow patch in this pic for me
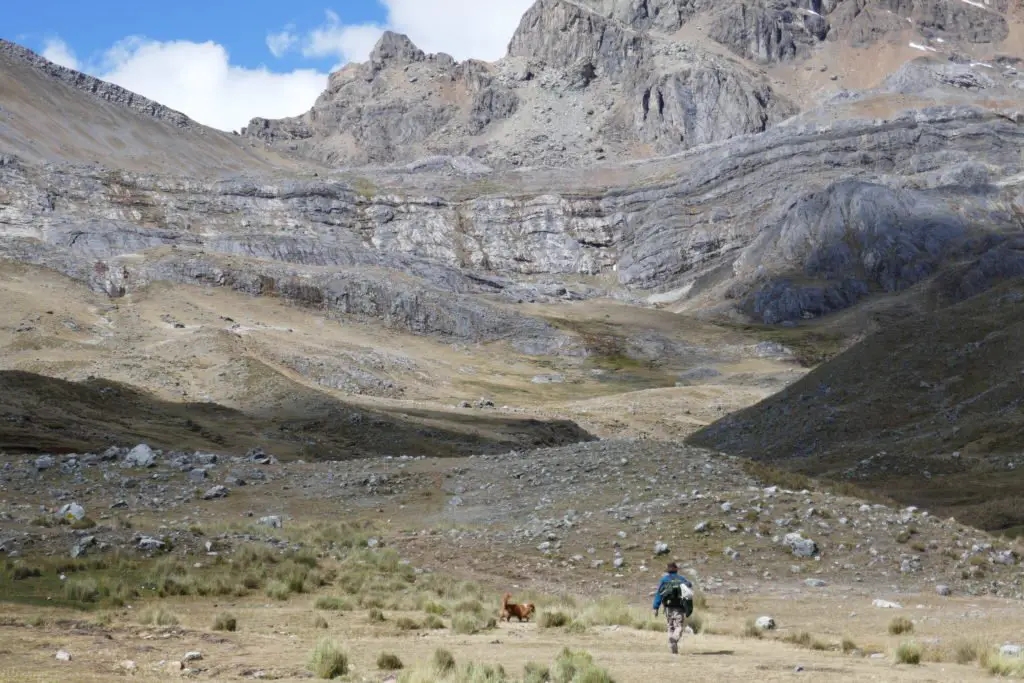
[958,0,987,9]
[909,42,938,53]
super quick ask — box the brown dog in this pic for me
[500,592,536,622]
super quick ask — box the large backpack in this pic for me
[659,575,694,616]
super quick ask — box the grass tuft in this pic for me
[538,610,572,628]
[138,606,178,627]
[213,612,237,632]
[743,619,763,639]
[368,608,386,623]
[894,642,922,665]
[308,638,348,679]
[378,652,404,670]
[889,616,915,635]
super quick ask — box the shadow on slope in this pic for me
[689,278,1024,532]
[0,370,593,460]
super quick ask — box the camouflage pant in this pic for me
[665,606,685,652]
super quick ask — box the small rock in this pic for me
[188,468,207,482]
[1001,644,1023,658]
[804,578,827,588]
[34,455,56,471]
[694,521,709,533]
[537,541,552,552]
[257,515,282,528]
[872,599,902,609]
[613,557,625,569]
[165,661,184,674]
[202,485,229,500]
[654,542,670,556]
[137,536,165,552]
[755,616,776,631]
[935,584,952,597]
[55,650,72,661]
[117,660,137,673]
[183,651,203,662]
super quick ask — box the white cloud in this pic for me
[382,0,535,61]
[41,37,80,70]
[266,26,299,58]
[95,38,327,132]
[303,10,386,66]
[301,0,535,65]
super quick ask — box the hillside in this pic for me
[689,277,1024,532]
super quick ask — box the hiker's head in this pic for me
[666,562,678,574]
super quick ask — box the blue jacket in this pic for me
[653,571,693,610]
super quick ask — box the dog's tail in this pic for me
[501,592,512,608]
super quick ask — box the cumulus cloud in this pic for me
[266,27,299,58]
[41,37,80,70]
[302,10,386,66]
[296,0,534,65]
[94,38,327,132]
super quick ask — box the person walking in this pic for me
[653,561,694,654]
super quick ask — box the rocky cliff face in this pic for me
[245,0,794,168]
[0,0,1022,342]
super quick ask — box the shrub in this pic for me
[422,600,448,616]
[314,615,329,629]
[841,637,858,654]
[432,648,456,675]
[453,599,484,615]
[894,642,922,665]
[315,596,352,611]
[138,606,178,627]
[888,617,914,635]
[395,616,421,631]
[213,613,237,632]
[265,580,291,601]
[368,608,386,622]
[452,614,485,634]
[687,612,705,635]
[360,594,386,609]
[524,662,550,683]
[953,639,981,665]
[423,614,446,629]
[308,638,348,679]
[566,620,588,634]
[637,618,667,632]
[378,652,404,670]
[539,610,572,628]
[551,648,614,683]
[63,577,100,603]
[70,517,97,530]
[784,632,813,648]
[981,651,1024,677]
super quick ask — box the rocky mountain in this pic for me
[689,277,1024,532]
[0,0,1023,517]
[243,0,1022,168]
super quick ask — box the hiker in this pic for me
[653,561,694,654]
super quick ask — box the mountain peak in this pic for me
[369,31,426,67]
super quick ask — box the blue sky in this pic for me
[0,0,534,131]
[5,1,385,75]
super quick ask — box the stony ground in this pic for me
[2,439,1023,681]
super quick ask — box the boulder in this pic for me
[121,444,157,469]
[258,515,283,529]
[755,616,776,631]
[935,584,952,597]
[34,455,55,471]
[202,485,229,500]
[783,532,818,557]
[654,542,670,556]
[55,650,71,661]
[183,651,203,662]
[59,502,86,522]
[188,468,207,482]
[1001,644,1023,658]
[137,536,165,552]
[70,535,96,559]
